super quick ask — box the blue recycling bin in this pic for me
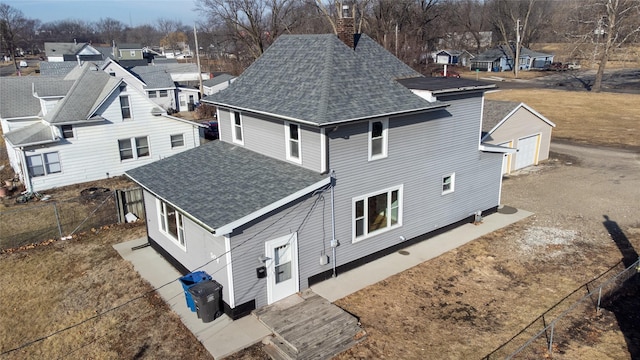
[179,271,212,312]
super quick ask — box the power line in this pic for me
[1,183,331,356]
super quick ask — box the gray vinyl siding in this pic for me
[217,108,322,171]
[225,92,503,309]
[326,92,502,268]
[228,192,331,309]
[143,190,232,302]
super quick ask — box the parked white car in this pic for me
[566,62,581,70]
[19,60,28,67]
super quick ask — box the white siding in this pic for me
[25,89,200,191]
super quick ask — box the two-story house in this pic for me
[0,62,202,192]
[126,26,509,319]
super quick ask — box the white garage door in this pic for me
[515,135,539,170]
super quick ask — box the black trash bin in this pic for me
[188,280,223,323]
[179,271,212,312]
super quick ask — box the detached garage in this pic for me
[482,100,556,174]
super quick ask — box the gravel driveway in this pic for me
[501,141,640,251]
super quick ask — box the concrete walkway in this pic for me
[114,206,531,358]
[312,207,533,302]
[113,239,272,359]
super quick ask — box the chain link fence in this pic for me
[483,258,640,359]
[0,188,143,251]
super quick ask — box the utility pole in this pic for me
[515,18,521,78]
[194,24,203,98]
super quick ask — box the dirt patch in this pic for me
[0,223,213,359]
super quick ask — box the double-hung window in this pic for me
[442,173,455,195]
[159,90,168,98]
[369,119,388,160]
[170,134,184,148]
[353,186,402,242]
[158,200,185,249]
[61,125,74,139]
[232,111,244,145]
[285,122,301,163]
[26,152,62,177]
[120,96,131,120]
[148,91,157,98]
[118,136,150,161]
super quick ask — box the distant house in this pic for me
[126,17,509,320]
[0,63,202,192]
[117,43,144,60]
[432,50,474,66]
[471,45,554,71]
[202,74,236,96]
[44,42,104,63]
[438,31,493,50]
[482,100,556,174]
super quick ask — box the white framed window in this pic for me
[231,111,244,145]
[159,90,168,98]
[61,125,74,139]
[118,136,150,161]
[120,96,131,120]
[284,122,301,163]
[26,152,61,177]
[148,91,157,98]
[158,200,185,249]
[368,118,388,161]
[352,185,402,242]
[442,173,455,195]
[170,134,184,148]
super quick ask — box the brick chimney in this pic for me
[337,2,355,49]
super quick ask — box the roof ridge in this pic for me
[317,36,337,123]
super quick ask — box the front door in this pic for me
[265,233,299,304]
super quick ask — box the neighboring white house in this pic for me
[202,73,236,96]
[0,63,202,192]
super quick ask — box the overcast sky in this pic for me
[4,0,200,27]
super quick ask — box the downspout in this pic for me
[330,169,338,277]
[19,147,32,193]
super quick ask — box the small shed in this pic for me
[482,100,556,174]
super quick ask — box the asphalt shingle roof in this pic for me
[0,77,72,118]
[129,65,175,89]
[39,61,78,76]
[3,122,56,146]
[203,34,443,125]
[482,100,521,133]
[45,64,120,124]
[126,141,329,231]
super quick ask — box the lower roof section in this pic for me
[126,140,330,235]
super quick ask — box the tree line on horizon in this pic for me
[1,0,639,92]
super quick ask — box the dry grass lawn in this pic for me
[0,223,213,359]
[485,89,640,148]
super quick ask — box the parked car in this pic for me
[19,60,28,68]
[436,69,461,78]
[544,62,567,71]
[202,121,219,140]
[566,62,581,70]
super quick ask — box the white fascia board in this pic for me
[480,143,517,153]
[162,114,206,127]
[408,89,437,102]
[214,177,331,236]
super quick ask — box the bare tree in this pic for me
[442,0,491,52]
[0,3,27,70]
[196,0,302,60]
[96,18,125,44]
[566,0,640,92]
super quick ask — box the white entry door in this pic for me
[265,233,299,304]
[515,135,539,170]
